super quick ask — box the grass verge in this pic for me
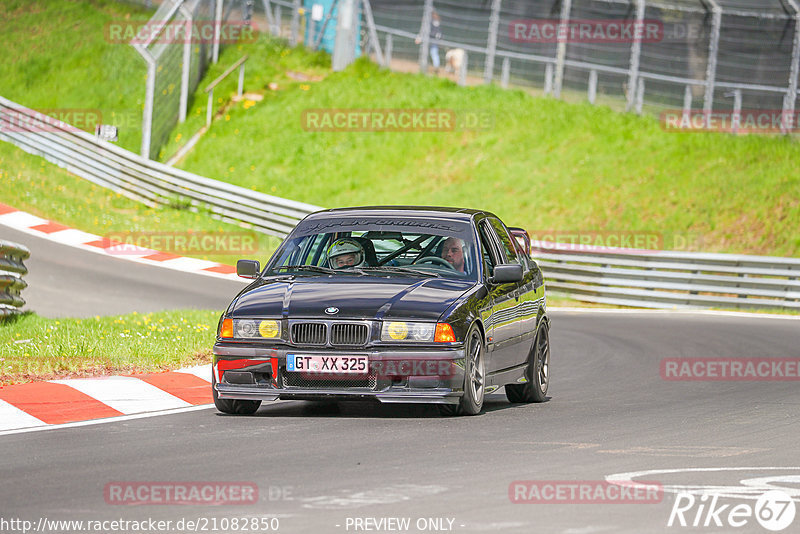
[0,309,219,385]
[170,36,800,258]
[0,0,152,153]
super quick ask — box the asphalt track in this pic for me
[2,229,799,533]
[1,225,245,318]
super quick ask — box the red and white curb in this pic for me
[0,202,247,282]
[0,364,213,433]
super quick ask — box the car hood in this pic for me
[230,276,474,321]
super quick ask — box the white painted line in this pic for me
[0,211,48,228]
[156,256,220,271]
[0,404,215,437]
[50,376,191,414]
[103,245,158,256]
[0,215,247,283]
[0,399,47,431]
[125,255,243,281]
[45,228,102,246]
[174,364,212,382]
[607,467,800,501]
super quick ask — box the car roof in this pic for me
[306,206,496,221]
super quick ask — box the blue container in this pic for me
[303,0,361,56]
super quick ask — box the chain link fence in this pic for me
[262,0,799,129]
[133,0,249,159]
[262,0,383,61]
[124,0,799,158]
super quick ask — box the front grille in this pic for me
[291,322,327,345]
[330,323,369,346]
[282,372,377,390]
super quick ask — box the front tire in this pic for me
[505,321,550,403]
[439,325,485,416]
[212,377,262,415]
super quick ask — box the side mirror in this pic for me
[489,264,523,284]
[236,259,261,279]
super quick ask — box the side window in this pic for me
[489,218,520,265]
[478,221,501,275]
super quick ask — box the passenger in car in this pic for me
[440,236,465,272]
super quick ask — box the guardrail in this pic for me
[0,96,322,237]
[533,242,800,311]
[0,240,30,317]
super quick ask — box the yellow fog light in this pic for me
[387,322,408,340]
[258,320,280,338]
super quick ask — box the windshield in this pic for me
[265,217,479,281]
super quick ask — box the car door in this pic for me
[479,219,521,374]
[488,218,543,363]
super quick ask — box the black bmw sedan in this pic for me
[213,206,550,416]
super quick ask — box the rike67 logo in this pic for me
[668,490,796,531]
[608,467,799,532]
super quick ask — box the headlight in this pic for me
[220,319,281,339]
[381,321,436,342]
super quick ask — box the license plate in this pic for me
[287,354,368,374]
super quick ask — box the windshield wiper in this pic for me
[273,265,336,274]
[359,266,440,278]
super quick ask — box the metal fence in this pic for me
[263,0,385,63]
[265,0,800,127]
[134,0,248,159]
[0,241,30,317]
[124,0,800,157]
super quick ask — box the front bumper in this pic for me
[213,343,466,405]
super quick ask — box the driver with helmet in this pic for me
[327,238,366,269]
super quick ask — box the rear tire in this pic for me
[212,377,262,415]
[505,322,550,404]
[439,325,485,416]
